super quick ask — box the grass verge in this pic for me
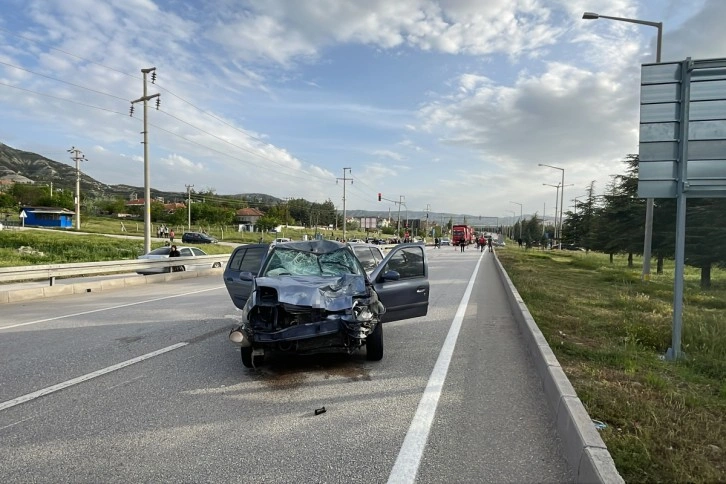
[497,246,725,483]
[0,229,233,268]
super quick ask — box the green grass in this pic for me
[0,228,233,267]
[64,215,375,245]
[497,246,726,483]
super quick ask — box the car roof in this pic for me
[348,242,383,251]
[146,245,200,255]
[273,239,346,254]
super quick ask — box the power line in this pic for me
[0,81,128,116]
[0,60,129,101]
[0,81,336,189]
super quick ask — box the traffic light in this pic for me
[378,193,381,201]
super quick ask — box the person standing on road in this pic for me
[459,237,466,252]
[169,244,182,272]
[487,235,493,252]
[169,229,175,243]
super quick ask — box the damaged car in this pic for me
[223,240,429,367]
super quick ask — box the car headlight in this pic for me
[352,300,373,321]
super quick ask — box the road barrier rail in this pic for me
[0,255,231,285]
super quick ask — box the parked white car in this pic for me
[136,246,221,275]
[271,237,292,246]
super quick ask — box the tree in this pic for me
[256,214,281,232]
[684,199,726,288]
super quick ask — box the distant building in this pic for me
[235,207,265,230]
[163,202,186,213]
[20,206,75,228]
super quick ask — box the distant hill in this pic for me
[0,142,111,195]
[0,142,283,205]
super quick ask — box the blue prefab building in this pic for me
[21,207,75,228]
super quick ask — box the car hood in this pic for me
[253,274,367,311]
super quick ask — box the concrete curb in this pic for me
[0,268,223,304]
[493,254,624,484]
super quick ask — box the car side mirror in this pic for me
[382,270,400,281]
[239,271,254,281]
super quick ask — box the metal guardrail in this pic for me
[0,255,231,285]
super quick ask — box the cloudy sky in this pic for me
[0,0,721,220]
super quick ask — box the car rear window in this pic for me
[229,246,268,273]
[148,248,171,255]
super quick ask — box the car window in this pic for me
[262,247,363,277]
[240,247,267,273]
[382,246,425,279]
[229,246,268,273]
[191,248,206,256]
[228,248,246,271]
[149,247,171,255]
[180,248,193,256]
[353,246,378,273]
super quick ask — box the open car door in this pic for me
[369,243,429,323]
[223,244,269,310]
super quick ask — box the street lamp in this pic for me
[582,11,663,280]
[509,201,523,241]
[542,183,561,241]
[506,210,516,239]
[538,164,565,245]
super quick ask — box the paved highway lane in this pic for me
[0,247,572,483]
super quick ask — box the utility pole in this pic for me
[67,147,87,230]
[130,67,160,255]
[336,168,352,241]
[185,184,194,232]
[425,204,431,238]
[397,195,405,238]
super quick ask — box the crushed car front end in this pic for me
[229,274,385,355]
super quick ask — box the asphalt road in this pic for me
[0,246,572,483]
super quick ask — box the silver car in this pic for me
[136,246,221,275]
[223,240,429,367]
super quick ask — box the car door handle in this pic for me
[416,287,427,293]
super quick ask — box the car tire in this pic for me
[241,346,264,368]
[213,262,221,268]
[366,322,383,361]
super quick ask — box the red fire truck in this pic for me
[452,224,474,246]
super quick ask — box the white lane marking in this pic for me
[0,286,224,331]
[387,251,484,484]
[0,343,187,412]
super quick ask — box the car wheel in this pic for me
[212,262,221,268]
[366,322,383,361]
[241,346,264,368]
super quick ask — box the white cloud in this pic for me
[372,149,404,161]
[206,0,568,66]
[160,153,204,173]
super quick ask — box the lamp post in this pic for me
[538,164,565,245]
[542,182,561,241]
[509,201,523,241]
[583,11,662,281]
[506,210,516,238]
